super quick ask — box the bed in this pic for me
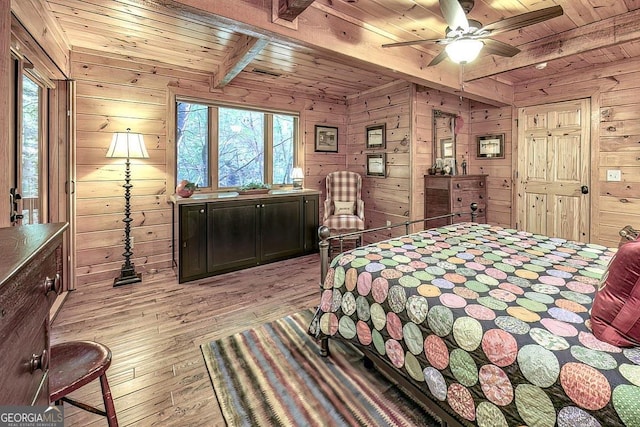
[308,212,640,427]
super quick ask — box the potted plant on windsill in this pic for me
[176,179,198,198]
[238,182,271,195]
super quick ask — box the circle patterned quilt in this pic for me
[309,223,640,426]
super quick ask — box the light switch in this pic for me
[607,170,621,182]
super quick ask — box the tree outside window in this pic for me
[176,102,297,190]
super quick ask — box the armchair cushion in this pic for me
[323,214,365,233]
[334,201,355,215]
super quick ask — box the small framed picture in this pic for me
[315,125,338,152]
[366,153,386,177]
[366,123,386,149]
[440,138,454,158]
[476,134,505,159]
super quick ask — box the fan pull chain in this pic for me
[459,63,465,98]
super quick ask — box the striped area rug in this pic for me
[201,309,442,427]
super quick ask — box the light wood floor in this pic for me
[50,254,321,427]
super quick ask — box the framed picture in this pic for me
[476,134,505,159]
[366,123,386,149]
[440,138,454,158]
[315,125,338,152]
[366,153,386,177]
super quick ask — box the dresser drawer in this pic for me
[452,178,486,191]
[0,238,60,405]
[425,175,487,228]
[451,190,486,210]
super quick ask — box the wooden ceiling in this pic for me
[38,0,640,104]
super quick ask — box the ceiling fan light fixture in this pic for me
[445,38,484,64]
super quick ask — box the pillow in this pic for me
[590,240,640,347]
[334,201,355,215]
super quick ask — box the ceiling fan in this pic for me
[382,0,563,66]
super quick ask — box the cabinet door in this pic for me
[424,177,452,228]
[303,195,319,253]
[208,201,260,274]
[260,197,303,262]
[179,204,207,282]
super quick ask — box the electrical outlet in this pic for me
[607,169,621,182]
[386,220,392,227]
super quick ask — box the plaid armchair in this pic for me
[322,171,365,236]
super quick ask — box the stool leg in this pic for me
[99,374,118,427]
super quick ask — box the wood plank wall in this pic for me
[71,49,346,286]
[513,56,640,247]
[0,3,10,228]
[344,82,477,243]
[345,81,412,243]
[468,104,513,227]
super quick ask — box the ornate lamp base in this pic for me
[113,263,142,287]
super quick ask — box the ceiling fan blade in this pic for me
[439,0,469,32]
[480,5,563,35]
[382,38,443,48]
[483,39,521,57]
[428,49,449,66]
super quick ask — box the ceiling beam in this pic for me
[463,8,640,81]
[213,34,269,88]
[278,0,315,22]
[155,0,513,106]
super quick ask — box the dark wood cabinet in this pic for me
[424,175,487,228]
[260,197,304,262]
[0,223,67,405]
[176,191,319,283]
[179,204,208,279]
[303,195,319,253]
[207,200,260,274]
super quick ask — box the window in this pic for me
[21,74,42,224]
[10,52,47,226]
[176,101,298,190]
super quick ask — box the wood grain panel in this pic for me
[0,3,9,228]
[469,103,513,228]
[76,195,168,216]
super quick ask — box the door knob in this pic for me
[581,185,589,194]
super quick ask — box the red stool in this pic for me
[49,340,118,427]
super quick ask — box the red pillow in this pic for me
[591,241,640,347]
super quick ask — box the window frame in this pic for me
[174,95,300,193]
[10,49,50,225]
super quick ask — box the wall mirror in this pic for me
[433,109,457,174]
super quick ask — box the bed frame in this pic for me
[619,224,639,244]
[316,204,479,427]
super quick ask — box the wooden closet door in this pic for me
[517,99,590,241]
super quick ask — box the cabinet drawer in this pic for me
[424,177,450,190]
[452,191,486,210]
[0,245,58,404]
[452,178,486,191]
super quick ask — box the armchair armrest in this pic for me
[356,199,365,220]
[323,199,333,222]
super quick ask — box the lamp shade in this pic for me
[445,39,484,64]
[292,167,304,179]
[292,167,304,188]
[106,129,149,159]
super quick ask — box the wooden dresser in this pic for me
[424,175,487,228]
[0,223,67,405]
